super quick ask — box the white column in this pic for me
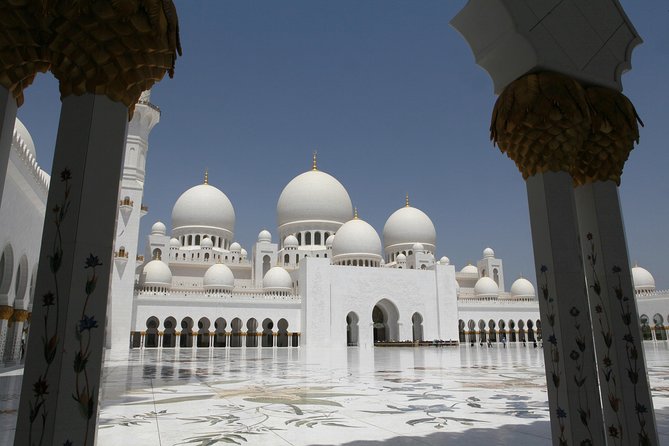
[0,311,11,356]
[175,332,181,350]
[575,181,659,444]
[526,171,605,445]
[7,320,24,360]
[15,94,128,446]
[0,87,18,207]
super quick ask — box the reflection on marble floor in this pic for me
[1,344,668,445]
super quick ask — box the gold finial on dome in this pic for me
[204,168,209,185]
[405,193,410,207]
[354,207,358,219]
[312,151,318,171]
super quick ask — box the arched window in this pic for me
[263,255,271,278]
[493,268,500,286]
[324,253,327,258]
[195,235,201,245]
[284,254,290,264]
[305,232,312,245]
[204,253,209,260]
[152,248,162,260]
[296,254,299,264]
[180,236,185,245]
[211,236,216,246]
[188,235,192,246]
[314,232,321,245]
[296,233,302,245]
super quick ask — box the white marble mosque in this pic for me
[1,92,669,364]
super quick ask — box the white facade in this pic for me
[0,118,49,360]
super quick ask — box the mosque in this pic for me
[0,93,667,359]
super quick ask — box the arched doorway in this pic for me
[214,318,227,347]
[180,317,194,348]
[346,312,359,346]
[653,314,666,340]
[527,319,535,342]
[508,320,516,342]
[0,244,13,297]
[230,318,243,347]
[412,312,424,342]
[163,316,177,348]
[640,315,652,340]
[488,319,497,342]
[517,319,525,343]
[371,299,399,343]
[262,255,270,278]
[246,318,258,347]
[262,318,274,347]
[277,319,289,347]
[478,319,487,343]
[467,319,476,344]
[498,319,506,343]
[145,317,159,348]
[197,317,211,347]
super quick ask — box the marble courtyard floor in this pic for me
[1,344,668,445]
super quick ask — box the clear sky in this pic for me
[14,1,669,289]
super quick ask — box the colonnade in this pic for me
[0,305,29,361]
[131,331,300,348]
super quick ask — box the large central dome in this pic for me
[172,183,235,232]
[277,169,353,229]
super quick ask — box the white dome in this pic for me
[277,170,353,228]
[439,256,450,265]
[396,253,407,262]
[483,247,495,258]
[13,118,36,159]
[632,265,655,293]
[510,277,535,299]
[460,264,478,274]
[141,260,172,288]
[151,221,167,235]
[169,237,181,247]
[230,242,241,252]
[474,276,499,298]
[172,183,235,233]
[326,234,335,247]
[258,229,272,243]
[383,206,436,252]
[240,248,248,258]
[263,267,293,292]
[203,263,234,290]
[201,237,213,248]
[284,235,299,248]
[332,218,382,261]
[412,242,424,252]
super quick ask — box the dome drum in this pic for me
[333,254,382,267]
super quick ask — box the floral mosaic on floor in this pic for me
[1,344,668,445]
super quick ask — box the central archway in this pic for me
[372,298,399,343]
[346,311,359,346]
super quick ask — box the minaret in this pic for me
[108,90,161,350]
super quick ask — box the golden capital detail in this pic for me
[0,1,181,116]
[12,309,29,322]
[490,71,641,186]
[0,305,14,320]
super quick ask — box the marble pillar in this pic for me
[0,87,18,207]
[526,171,606,445]
[14,93,128,446]
[574,181,659,444]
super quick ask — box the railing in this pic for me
[136,288,301,302]
[114,250,129,258]
[119,198,134,206]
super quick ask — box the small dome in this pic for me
[460,264,478,274]
[230,242,241,252]
[277,170,353,228]
[203,263,234,290]
[241,248,248,259]
[632,265,655,293]
[201,237,213,248]
[151,221,167,235]
[169,237,181,247]
[326,234,335,247]
[483,247,495,258]
[263,267,293,292]
[412,242,425,253]
[332,218,382,261]
[439,256,450,265]
[13,118,36,159]
[284,235,299,248]
[172,183,235,233]
[510,277,535,299]
[474,276,499,298]
[258,229,272,243]
[383,205,436,252]
[141,260,172,288]
[396,253,407,262]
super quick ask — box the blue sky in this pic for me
[15,1,669,289]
